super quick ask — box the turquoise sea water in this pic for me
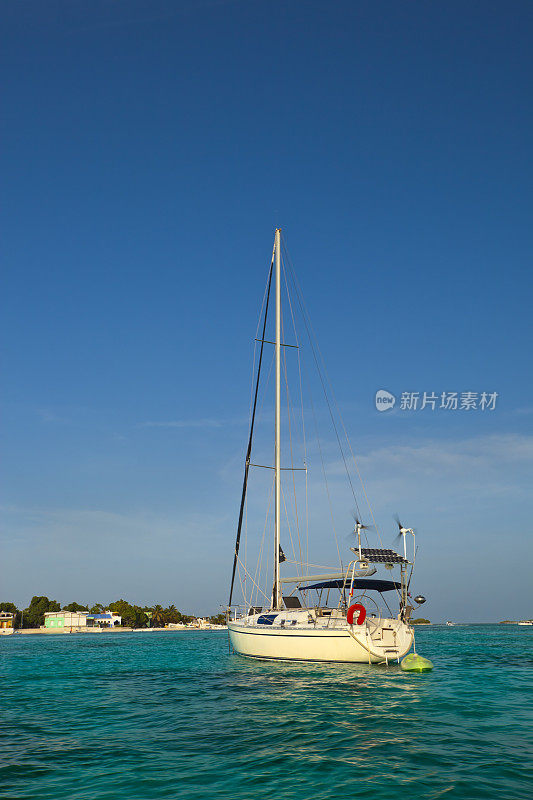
[1,626,531,800]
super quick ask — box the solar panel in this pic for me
[283,596,302,609]
[358,548,409,564]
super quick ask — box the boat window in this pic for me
[257,614,277,625]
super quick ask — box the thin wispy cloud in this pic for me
[140,415,248,429]
[297,432,533,527]
[0,504,228,540]
[320,432,533,475]
[357,433,533,471]
[38,409,70,424]
[140,419,224,429]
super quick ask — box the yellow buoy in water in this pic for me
[401,653,433,672]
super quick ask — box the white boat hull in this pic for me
[228,617,413,664]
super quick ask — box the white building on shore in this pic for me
[43,610,122,630]
[0,611,15,635]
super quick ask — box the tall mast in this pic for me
[273,227,282,610]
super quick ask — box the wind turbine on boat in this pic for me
[394,515,416,561]
[348,515,377,576]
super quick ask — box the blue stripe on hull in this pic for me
[232,652,384,665]
[228,627,350,639]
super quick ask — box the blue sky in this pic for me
[1,1,532,621]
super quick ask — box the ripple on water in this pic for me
[0,626,532,800]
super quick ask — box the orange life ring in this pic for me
[347,603,366,625]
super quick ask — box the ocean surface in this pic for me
[1,625,531,800]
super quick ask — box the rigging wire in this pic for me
[280,245,343,567]
[279,236,385,549]
[228,247,274,608]
[282,239,362,517]
[242,347,276,608]
[238,555,270,606]
[281,255,310,570]
[254,474,275,608]
[281,234,383,546]
[302,351,343,567]
[242,472,275,610]
[280,301,304,574]
[280,481,299,576]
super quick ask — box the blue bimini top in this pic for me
[301,578,401,592]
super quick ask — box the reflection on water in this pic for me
[0,626,531,800]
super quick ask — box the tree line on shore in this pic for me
[0,597,226,629]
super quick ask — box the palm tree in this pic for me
[165,604,179,624]
[151,605,165,628]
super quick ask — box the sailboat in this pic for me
[227,229,424,664]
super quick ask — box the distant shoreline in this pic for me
[7,626,228,636]
[4,623,531,638]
